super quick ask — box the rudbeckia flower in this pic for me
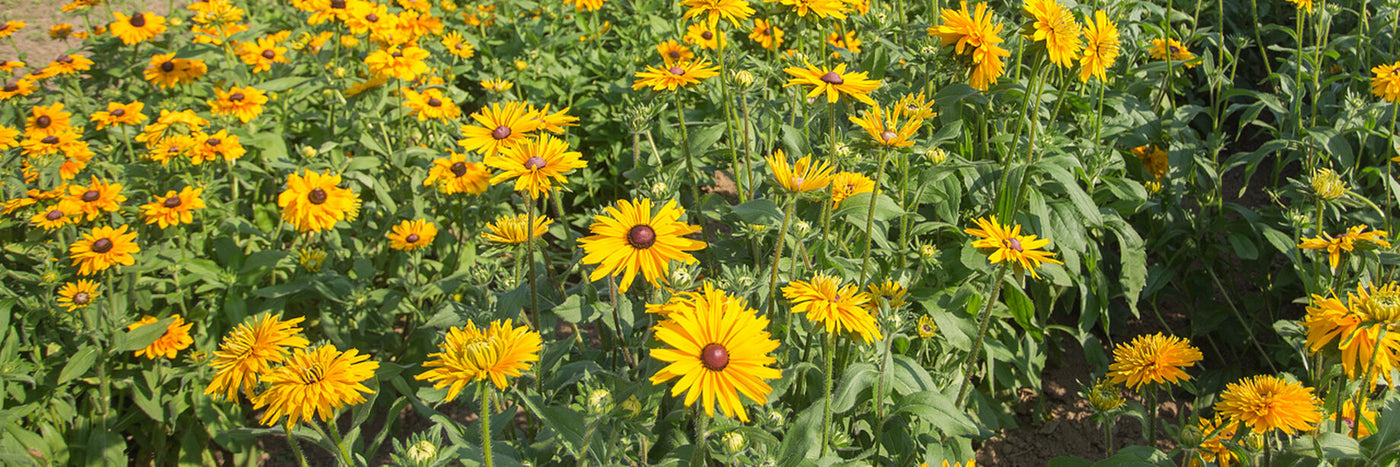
[578,198,707,293]
[109,11,167,45]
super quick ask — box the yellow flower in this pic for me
[484,134,586,199]
[1149,38,1196,68]
[1195,414,1239,467]
[773,0,848,19]
[423,151,491,195]
[208,86,268,123]
[188,130,246,165]
[865,280,907,311]
[416,319,542,397]
[387,219,438,251]
[89,101,147,129]
[829,171,875,206]
[649,284,780,422]
[365,45,430,81]
[127,315,194,359]
[965,216,1063,278]
[1216,375,1322,435]
[916,315,938,338]
[299,248,327,272]
[680,0,754,28]
[527,103,579,134]
[441,32,476,59]
[481,213,552,245]
[1301,293,1360,354]
[826,30,860,56]
[31,204,77,231]
[1310,167,1349,200]
[1330,398,1376,438]
[895,91,936,120]
[1106,333,1202,389]
[656,40,695,67]
[1086,377,1124,411]
[206,313,311,401]
[458,101,542,157]
[1079,10,1120,82]
[783,272,881,343]
[578,198,707,293]
[849,104,923,147]
[1131,145,1168,180]
[403,88,461,121]
[237,36,290,73]
[0,21,25,39]
[1371,62,1400,103]
[141,186,205,229]
[144,53,208,89]
[252,345,379,429]
[632,60,721,92]
[783,60,881,106]
[1286,0,1313,13]
[928,2,1010,90]
[767,150,835,193]
[277,170,358,232]
[748,19,783,50]
[109,12,167,45]
[56,280,101,311]
[683,22,726,50]
[1339,282,1400,386]
[1022,0,1081,68]
[69,225,141,276]
[27,102,73,137]
[1298,225,1390,272]
[566,0,605,11]
[481,78,514,92]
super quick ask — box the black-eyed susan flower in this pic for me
[60,176,126,221]
[849,104,922,147]
[649,284,780,422]
[1298,225,1390,272]
[416,319,542,398]
[965,215,1063,278]
[69,224,141,276]
[344,1,395,34]
[784,272,881,343]
[48,24,73,40]
[1106,333,1203,389]
[680,0,754,28]
[366,45,430,81]
[145,135,194,165]
[403,87,460,121]
[458,101,541,157]
[1372,62,1400,103]
[1216,375,1322,435]
[766,149,835,193]
[1331,398,1376,438]
[141,187,205,229]
[206,313,310,401]
[136,109,208,143]
[387,219,438,251]
[20,128,80,158]
[657,40,695,66]
[1195,414,1239,467]
[826,30,861,55]
[1149,38,1196,68]
[829,171,874,206]
[527,103,579,134]
[565,0,605,11]
[748,19,783,50]
[916,315,938,338]
[1022,0,1081,68]
[188,130,246,165]
[440,32,476,58]
[236,36,290,73]
[480,78,514,92]
[784,60,881,105]
[1078,10,1119,82]
[0,77,37,101]
[278,170,358,232]
[0,60,21,72]
[208,86,268,123]
[144,53,208,88]
[109,12,167,45]
[895,91,937,120]
[40,54,93,77]
[865,280,907,311]
[90,101,147,129]
[252,345,379,429]
[0,125,16,150]
[632,59,721,91]
[1286,0,1314,12]
[773,0,847,19]
[0,20,25,39]
[578,198,707,293]
[1130,145,1168,180]
[31,204,76,230]
[27,102,73,137]
[56,280,100,311]
[683,22,725,50]
[484,134,586,199]
[481,213,552,245]
[423,151,491,195]
[928,1,1010,90]
[127,315,194,359]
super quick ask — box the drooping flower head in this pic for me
[766,149,835,193]
[1298,225,1390,272]
[649,284,780,422]
[578,198,707,293]
[783,272,882,343]
[1301,294,1361,354]
[205,313,311,401]
[1106,333,1203,389]
[416,319,542,399]
[964,216,1063,278]
[1216,375,1322,435]
[252,345,379,429]
[484,133,587,199]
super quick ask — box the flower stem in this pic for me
[859,147,892,284]
[955,264,1009,408]
[480,381,494,467]
[324,417,352,464]
[821,331,836,457]
[690,408,709,466]
[767,197,797,344]
[674,92,702,218]
[1146,385,1158,448]
[716,26,745,203]
[284,426,309,467]
[526,197,540,332]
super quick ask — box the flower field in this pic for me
[2,0,1400,463]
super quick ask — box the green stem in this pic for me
[480,381,494,467]
[526,198,540,332]
[324,417,352,464]
[859,147,892,284]
[956,264,1009,408]
[1146,386,1158,447]
[716,26,745,203]
[820,332,836,457]
[871,314,894,461]
[767,197,797,342]
[284,426,309,467]
[690,408,709,466]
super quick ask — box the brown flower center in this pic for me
[41,135,59,145]
[491,125,511,140]
[366,13,379,22]
[880,130,897,142]
[206,138,222,146]
[229,92,245,101]
[819,71,844,85]
[700,343,729,371]
[427,97,442,107]
[701,31,713,40]
[163,196,182,208]
[308,188,328,205]
[91,238,113,253]
[1005,237,1022,252]
[524,156,547,170]
[297,363,326,384]
[45,209,64,221]
[405,233,420,243]
[57,55,73,64]
[668,66,685,76]
[668,51,680,59]
[330,0,346,8]
[3,84,16,92]
[81,190,100,202]
[35,115,51,128]
[160,61,175,72]
[627,225,656,249]
[73,292,90,305]
[130,13,147,27]
[391,51,404,58]
[111,108,126,117]
[450,161,468,176]
[261,49,276,59]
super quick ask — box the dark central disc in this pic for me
[92,238,114,253]
[491,125,511,140]
[73,292,90,304]
[627,225,656,249]
[525,156,547,170]
[701,343,729,371]
[668,66,685,76]
[308,188,328,205]
[81,190,100,202]
[450,162,468,176]
[45,210,64,221]
[819,71,844,85]
[163,196,182,208]
[130,13,147,27]
[406,233,420,244]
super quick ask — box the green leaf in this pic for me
[889,390,982,437]
[517,393,586,457]
[58,346,99,385]
[830,363,878,413]
[118,317,175,352]
[730,199,783,226]
[688,123,727,156]
[1105,217,1147,316]
[776,402,824,463]
[256,77,310,92]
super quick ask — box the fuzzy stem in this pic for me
[480,381,494,467]
[956,264,1009,408]
[284,426,309,467]
[767,197,797,342]
[859,147,892,284]
[820,331,836,457]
